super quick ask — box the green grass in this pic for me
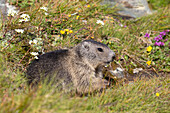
[148,0,170,9]
[0,0,170,112]
[0,56,169,112]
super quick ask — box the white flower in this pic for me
[23,17,29,22]
[18,19,24,22]
[29,40,33,45]
[45,12,48,15]
[30,52,39,56]
[20,14,30,22]
[30,52,39,59]
[19,18,30,22]
[33,39,38,44]
[7,8,18,17]
[119,24,123,27]
[96,20,104,26]
[39,7,48,15]
[20,14,30,19]
[15,29,24,33]
[133,68,143,74]
[29,39,38,45]
[34,56,39,59]
[6,3,19,17]
[82,20,87,24]
[40,7,48,11]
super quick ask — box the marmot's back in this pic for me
[26,40,116,93]
[26,49,72,86]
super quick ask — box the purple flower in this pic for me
[154,36,160,41]
[160,42,164,46]
[164,39,168,42]
[124,25,127,28]
[144,33,150,38]
[158,35,163,39]
[160,31,166,36]
[119,24,123,27]
[154,42,161,46]
[165,29,169,32]
[154,42,164,46]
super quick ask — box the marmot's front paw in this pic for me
[94,78,109,89]
[101,79,110,88]
[103,79,110,86]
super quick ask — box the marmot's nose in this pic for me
[112,55,116,61]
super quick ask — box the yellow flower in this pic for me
[76,16,79,20]
[147,46,152,52]
[65,29,69,32]
[60,30,65,34]
[91,37,94,39]
[146,61,151,66]
[156,93,160,97]
[87,5,90,8]
[69,30,73,33]
[111,20,114,23]
[39,85,42,88]
[68,14,71,17]
[75,35,78,39]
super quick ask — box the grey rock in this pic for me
[0,0,19,19]
[101,0,153,18]
[0,0,7,18]
[109,67,125,79]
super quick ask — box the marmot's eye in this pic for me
[97,48,103,52]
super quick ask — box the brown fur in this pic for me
[26,40,115,94]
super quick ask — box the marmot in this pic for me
[26,40,115,94]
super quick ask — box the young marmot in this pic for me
[26,40,115,94]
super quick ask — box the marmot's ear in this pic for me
[82,41,90,51]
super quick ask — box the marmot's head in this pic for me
[75,40,115,68]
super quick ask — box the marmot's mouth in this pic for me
[105,60,113,64]
[104,61,112,67]
[103,55,115,66]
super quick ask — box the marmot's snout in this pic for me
[111,55,115,61]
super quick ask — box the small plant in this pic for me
[145,30,169,71]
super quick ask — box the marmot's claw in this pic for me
[96,79,109,89]
[103,79,110,86]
